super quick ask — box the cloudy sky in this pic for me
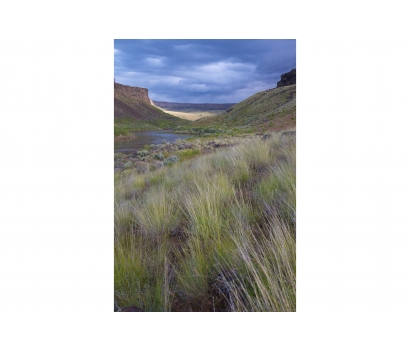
[114,39,296,103]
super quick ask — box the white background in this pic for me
[1,1,409,349]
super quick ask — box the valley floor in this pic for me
[153,109,227,121]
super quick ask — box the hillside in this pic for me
[193,84,296,132]
[114,82,190,136]
[152,101,236,121]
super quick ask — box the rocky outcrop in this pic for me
[114,82,150,104]
[276,69,296,88]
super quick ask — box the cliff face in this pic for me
[114,82,150,104]
[114,82,190,132]
[276,69,296,88]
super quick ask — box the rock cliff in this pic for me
[114,82,150,104]
[114,82,189,132]
[276,69,296,88]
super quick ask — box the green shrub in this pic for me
[123,161,133,170]
[138,150,149,157]
[164,156,179,166]
[114,152,125,160]
[153,153,165,161]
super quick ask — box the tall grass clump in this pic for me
[183,173,234,241]
[114,233,174,311]
[241,136,277,173]
[227,209,296,312]
[134,186,181,239]
[172,174,240,306]
[254,139,296,224]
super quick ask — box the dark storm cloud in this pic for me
[114,39,296,103]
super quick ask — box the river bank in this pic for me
[114,134,137,141]
[114,130,192,154]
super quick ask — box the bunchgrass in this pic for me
[134,186,181,239]
[114,129,296,311]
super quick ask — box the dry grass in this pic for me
[114,129,296,311]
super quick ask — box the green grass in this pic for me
[114,116,191,137]
[114,129,296,311]
[114,118,159,136]
[177,148,200,161]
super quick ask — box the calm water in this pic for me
[114,130,192,154]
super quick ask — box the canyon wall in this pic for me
[114,82,151,104]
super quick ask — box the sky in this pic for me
[114,39,296,103]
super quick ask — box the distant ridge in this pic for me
[152,101,236,112]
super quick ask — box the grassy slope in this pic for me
[114,131,296,312]
[194,85,296,132]
[114,89,190,136]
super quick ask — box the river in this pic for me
[114,130,192,154]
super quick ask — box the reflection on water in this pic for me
[114,130,192,154]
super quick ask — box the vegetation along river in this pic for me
[114,130,192,154]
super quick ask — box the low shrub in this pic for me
[114,152,125,160]
[164,155,179,166]
[138,150,149,157]
[123,161,133,170]
[153,153,165,161]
